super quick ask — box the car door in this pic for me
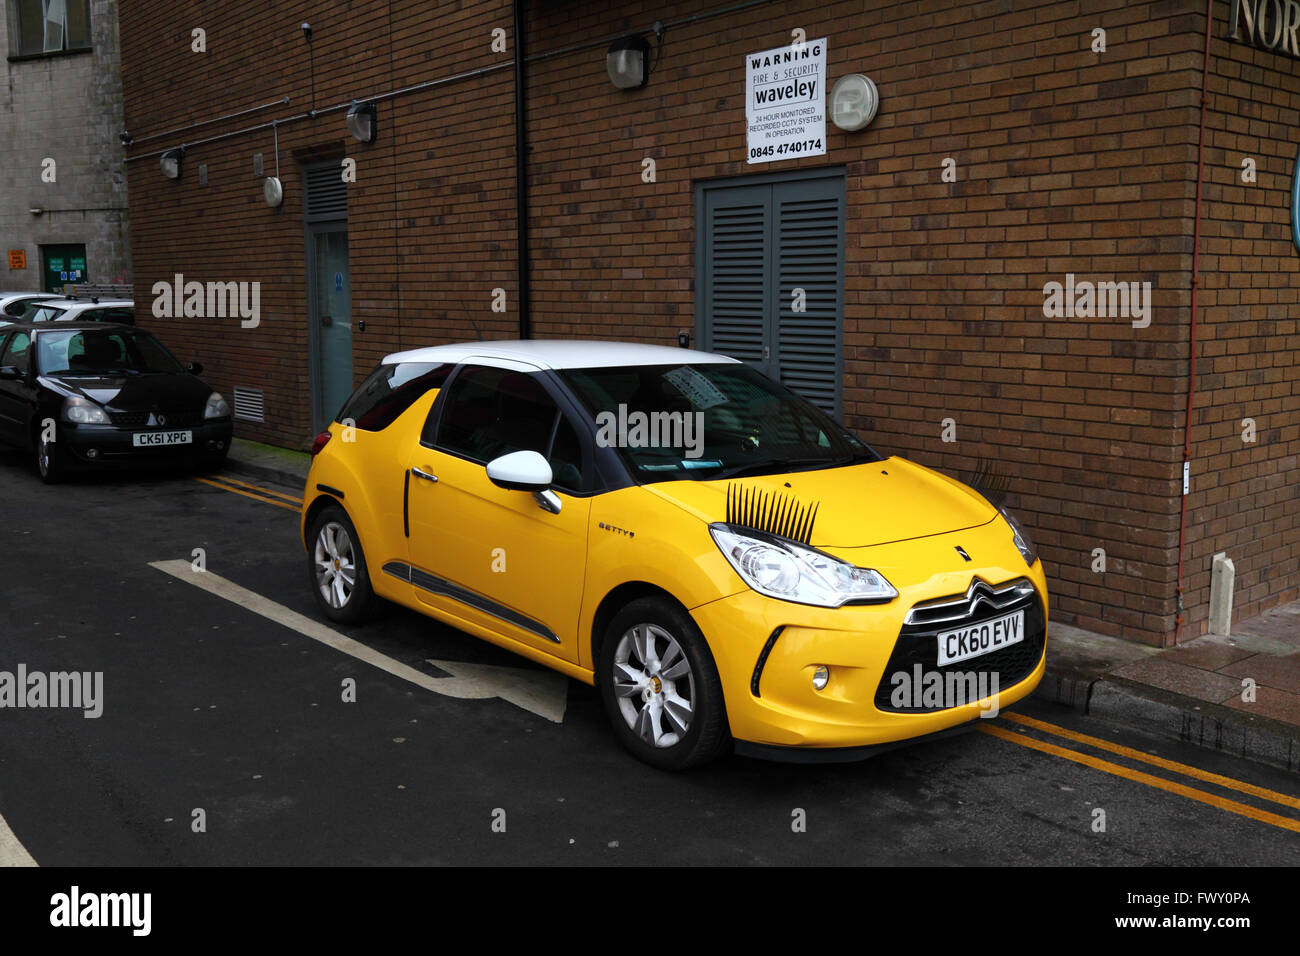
[0,331,35,445]
[405,360,592,664]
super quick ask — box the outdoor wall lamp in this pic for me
[829,73,880,131]
[607,34,651,89]
[160,147,184,180]
[346,101,377,143]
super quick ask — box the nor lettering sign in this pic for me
[1228,0,1300,57]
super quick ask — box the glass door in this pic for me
[308,227,352,431]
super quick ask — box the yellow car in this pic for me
[301,341,1047,769]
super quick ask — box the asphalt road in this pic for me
[1,449,1297,866]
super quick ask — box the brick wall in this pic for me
[1179,0,1300,635]
[116,0,1299,644]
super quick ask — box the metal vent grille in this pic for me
[303,162,347,222]
[232,387,265,423]
[707,198,768,366]
[776,193,842,416]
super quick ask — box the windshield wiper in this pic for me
[711,456,843,480]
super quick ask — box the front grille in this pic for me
[109,410,203,428]
[875,578,1045,713]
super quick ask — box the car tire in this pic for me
[35,428,63,484]
[307,505,376,624]
[598,596,730,770]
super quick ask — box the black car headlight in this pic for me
[204,392,230,419]
[62,395,110,425]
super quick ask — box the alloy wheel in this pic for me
[313,521,357,609]
[612,622,696,748]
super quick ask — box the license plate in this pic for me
[132,430,192,447]
[936,609,1024,666]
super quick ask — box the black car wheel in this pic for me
[307,504,376,624]
[35,429,63,484]
[598,596,730,770]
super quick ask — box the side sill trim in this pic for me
[381,561,559,644]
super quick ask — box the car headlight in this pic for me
[204,392,230,419]
[63,395,110,425]
[709,523,898,607]
[1000,506,1037,566]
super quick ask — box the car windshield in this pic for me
[559,362,879,483]
[36,328,185,376]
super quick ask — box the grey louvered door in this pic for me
[773,176,843,416]
[701,184,773,379]
[697,171,844,419]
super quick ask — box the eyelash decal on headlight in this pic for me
[962,457,1013,509]
[725,483,819,545]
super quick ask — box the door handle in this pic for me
[411,467,438,483]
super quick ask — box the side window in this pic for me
[433,366,555,461]
[430,365,589,493]
[4,299,36,317]
[338,362,451,431]
[106,308,135,325]
[1,332,31,371]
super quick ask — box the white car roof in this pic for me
[36,299,134,310]
[383,339,740,371]
[0,292,53,302]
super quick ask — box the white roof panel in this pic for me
[382,339,740,371]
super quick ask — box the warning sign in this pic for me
[7,250,26,270]
[745,38,827,165]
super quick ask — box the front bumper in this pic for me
[691,525,1049,752]
[59,419,233,467]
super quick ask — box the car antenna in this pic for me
[462,311,483,341]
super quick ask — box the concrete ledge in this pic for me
[222,437,309,493]
[1087,679,1300,774]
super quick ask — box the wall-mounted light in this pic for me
[264,176,284,207]
[29,207,43,216]
[120,130,134,147]
[607,34,651,89]
[346,101,377,143]
[160,147,184,180]
[829,74,880,131]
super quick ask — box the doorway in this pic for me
[303,161,351,433]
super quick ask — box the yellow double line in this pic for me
[193,473,303,513]
[982,712,1300,833]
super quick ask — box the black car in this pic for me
[0,321,233,482]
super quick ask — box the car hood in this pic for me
[40,373,211,411]
[643,456,999,548]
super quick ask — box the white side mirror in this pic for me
[485,449,553,492]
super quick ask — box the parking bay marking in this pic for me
[207,473,303,505]
[148,559,568,722]
[978,722,1300,834]
[192,476,301,513]
[1001,711,1300,811]
[0,807,37,867]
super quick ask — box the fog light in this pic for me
[86,448,98,459]
[811,665,829,690]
